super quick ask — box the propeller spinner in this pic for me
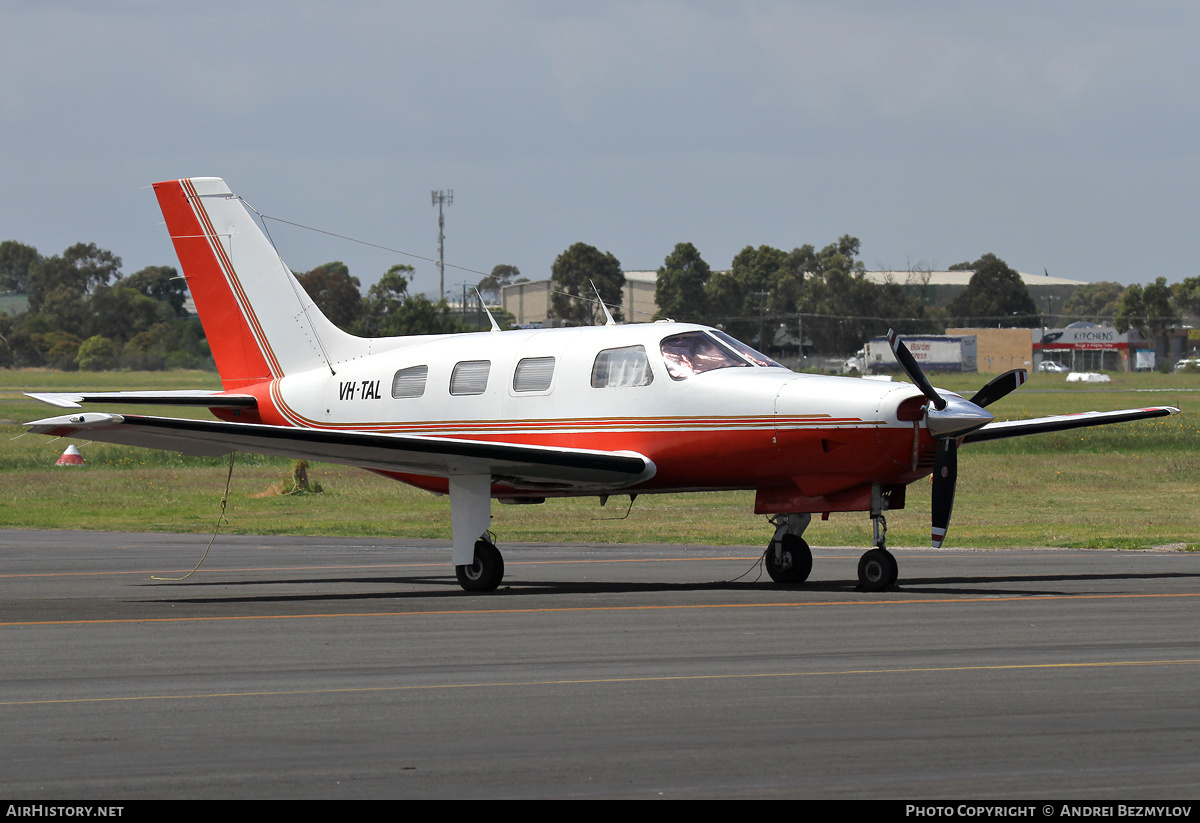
[887,331,1026,548]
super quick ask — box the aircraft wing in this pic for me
[25,391,257,410]
[24,412,655,490]
[962,406,1179,443]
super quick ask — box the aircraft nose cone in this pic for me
[926,396,993,439]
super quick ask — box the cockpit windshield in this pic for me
[660,331,753,380]
[708,329,785,369]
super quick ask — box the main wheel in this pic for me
[857,548,898,592]
[764,534,813,584]
[456,539,505,592]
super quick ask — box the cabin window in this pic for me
[591,346,653,388]
[450,360,491,396]
[513,356,556,392]
[660,331,750,380]
[391,365,428,399]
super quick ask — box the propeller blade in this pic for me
[968,369,1028,408]
[931,439,957,548]
[887,329,946,410]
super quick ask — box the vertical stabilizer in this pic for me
[153,177,368,389]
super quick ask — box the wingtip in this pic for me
[24,392,83,409]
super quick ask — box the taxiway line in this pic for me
[3,658,1198,707]
[3,590,1199,628]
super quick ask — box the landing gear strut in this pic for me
[858,485,898,591]
[765,513,812,584]
[456,538,505,592]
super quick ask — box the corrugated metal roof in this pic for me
[862,270,1087,287]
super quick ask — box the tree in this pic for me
[388,294,461,335]
[654,242,712,322]
[704,244,790,341]
[549,243,624,325]
[1115,277,1178,339]
[476,264,522,303]
[361,264,413,336]
[296,261,363,331]
[1173,276,1200,320]
[796,239,928,354]
[122,317,214,371]
[1062,281,1123,324]
[945,254,1038,327]
[87,284,172,344]
[76,335,118,371]
[0,240,40,294]
[124,265,189,317]
[361,264,462,336]
[27,242,121,313]
[40,286,89,337]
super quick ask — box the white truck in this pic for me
[847,335,977,375]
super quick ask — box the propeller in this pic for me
[886,330,1027,548]
[968,369,1028,409]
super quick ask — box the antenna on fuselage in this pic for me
[590,281,616,326]
[473,287,501,333]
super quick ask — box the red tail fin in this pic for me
[154,178,274,390]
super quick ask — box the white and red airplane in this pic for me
[25,177,1179,592]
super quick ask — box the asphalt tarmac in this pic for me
[2,530,1199,799]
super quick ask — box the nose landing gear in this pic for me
[858,485,898,592]
[764,513,812,584]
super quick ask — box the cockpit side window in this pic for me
[660,331,750,380]
[592,345,654,388]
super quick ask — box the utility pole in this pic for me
[431,190,453,301]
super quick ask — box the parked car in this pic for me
[1037,360,1069,373]
[1174,358,1200,373]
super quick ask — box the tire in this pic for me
[857,548,897,592]
[456,539,505,592]
[764,534,812,584]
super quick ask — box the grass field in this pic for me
[2,368,1197,550]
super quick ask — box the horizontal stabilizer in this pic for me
[25,391,257,410]
[25,413,656,491]
[962,406,1179,443]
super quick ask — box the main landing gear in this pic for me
[764,486,900,591]
[455,537,505,592]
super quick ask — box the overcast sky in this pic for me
[3,1,1198,298]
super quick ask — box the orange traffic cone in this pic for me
[56,445,85,466]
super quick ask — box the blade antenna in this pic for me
[472,287,501,333]
[591,281,616,326]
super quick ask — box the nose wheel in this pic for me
[859,494,899,591]
[764,513,813,584]
[857,547,898,591]
[765,534,812,584]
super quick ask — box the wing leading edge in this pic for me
[24,391,257,410]
[25,412,655,491]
